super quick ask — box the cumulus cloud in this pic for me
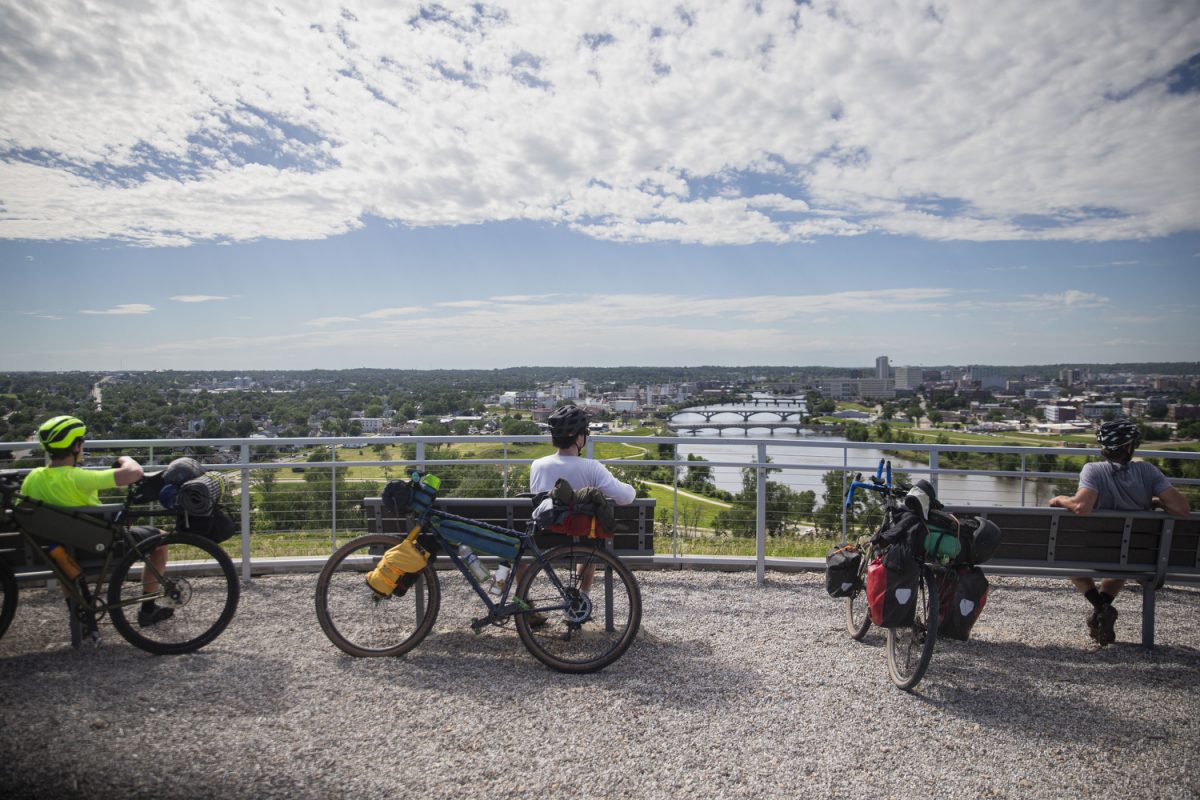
[79,304,155,315]
[1,1,1197,247]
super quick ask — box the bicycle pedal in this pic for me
[469,618,488,634]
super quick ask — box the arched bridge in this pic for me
[666,421,840,436]
[668,408,805,424]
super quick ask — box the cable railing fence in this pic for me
[3,434,1198,583]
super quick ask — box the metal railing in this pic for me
[4,433,1198,584]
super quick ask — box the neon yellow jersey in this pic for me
[20,466,118,508]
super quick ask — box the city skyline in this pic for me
[2,1,1198,371]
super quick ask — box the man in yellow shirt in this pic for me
[21,415,174,626]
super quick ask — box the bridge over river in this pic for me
[667,407,838,436]
[666,420,840,436]
[666,399,822,435]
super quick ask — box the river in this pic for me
[669,403,1064,508]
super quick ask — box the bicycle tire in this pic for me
[886,566,938,691]
[107,532,240,655]
[844,545,872,640]
[314,534,440,658]
[0,561,17,641]
[514,543,641,674]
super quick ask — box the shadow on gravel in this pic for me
[904,638,1198,742]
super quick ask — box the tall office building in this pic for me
[894,366,924,390]
[875,355,890,380]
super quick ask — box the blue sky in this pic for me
[2,1,1198,371]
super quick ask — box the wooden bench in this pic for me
[943,504,1200,648]
[362,496,655,563]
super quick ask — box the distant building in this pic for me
[858,378,896,399]
[1169,404,1200,421]
[894,366,923,390]
[1044,405,1077,423]
[1025,386,1062,400]
[966,366,1005,391]
[1081,401,1123,420]
[875,355,890,380]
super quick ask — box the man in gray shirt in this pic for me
[1050,419,1190,645]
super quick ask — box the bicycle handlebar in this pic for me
[843,459,911,509]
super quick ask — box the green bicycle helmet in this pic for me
[38,415,87,451]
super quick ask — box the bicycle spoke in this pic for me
[315,535,440,657]
[515,545,641,674]
[107,534,239,655]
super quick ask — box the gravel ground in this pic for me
[1,569,1198,800]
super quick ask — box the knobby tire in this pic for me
[514,543,641,674]
[314,534,440,658]
[107,532,240,655]
[886,566,938,691]
[845,544,872,640]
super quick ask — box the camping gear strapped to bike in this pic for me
[314,471,642,674]
[129,457,236,543]
[824,459,1003,690]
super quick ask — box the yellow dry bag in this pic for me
[366,540,430,597]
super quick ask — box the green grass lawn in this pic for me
[668,533,840,558]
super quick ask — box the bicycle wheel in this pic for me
[107,532,240,655]
[314,534,440,658]
[0,561,17,641]
[514,544,641,674]
[844,544,872,640]
[886,566,938,691]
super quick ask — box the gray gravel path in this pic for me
[1,570,1198,799]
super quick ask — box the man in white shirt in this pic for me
[529,404,635,596]
[531,405,635,504]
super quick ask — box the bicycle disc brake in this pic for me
[562,588,592,625]
[159,577,192,609]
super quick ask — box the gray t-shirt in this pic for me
[1078,460,1173,511]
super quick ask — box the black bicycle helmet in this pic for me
[1097,419,1140,452]
[965,517,1002,564]
[547,404,590,438]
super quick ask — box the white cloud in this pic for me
[170,295,232,303]
[79,303,154,315]
[1041,290,1110,308]
[360,306,425,320]
[0,1,1196,247]
[304,316,358,328]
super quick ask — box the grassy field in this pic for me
[666,533,841,558]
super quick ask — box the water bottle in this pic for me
[488,563,511,600]
[47,545,82,580]
[458,545,490,584]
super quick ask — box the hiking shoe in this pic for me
[1086,604,1118,645]
[525,611,549,628]
[137,605,175,627]
[1095,604,1118,645]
